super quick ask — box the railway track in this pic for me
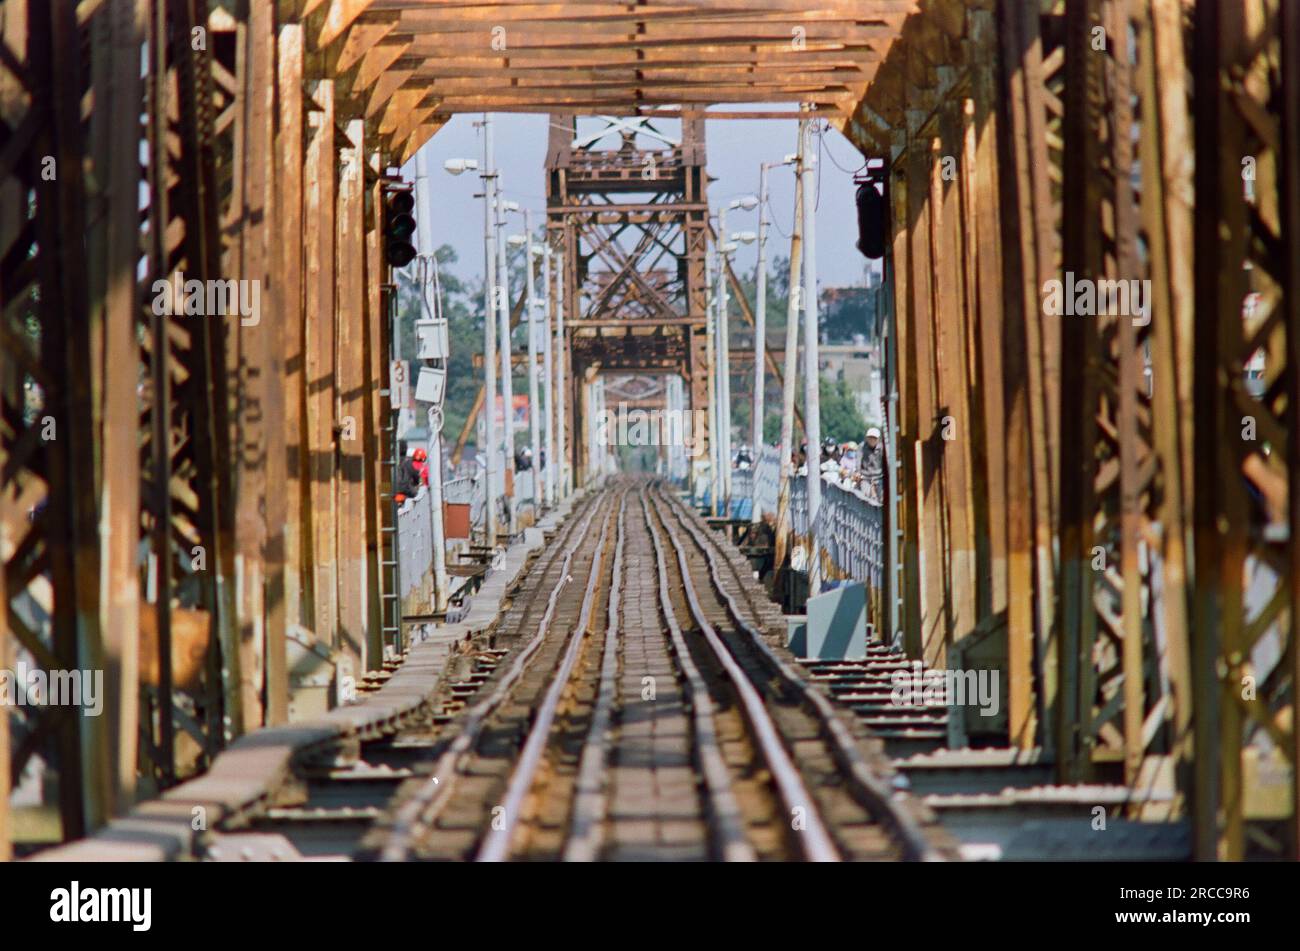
[44,480,953,862]
[195,488,604,862]
[799,621,1192,860]
[364,478,953,861]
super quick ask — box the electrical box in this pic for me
[415,365,446,405]
[415,317,449,359]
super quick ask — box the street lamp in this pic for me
[799,120,823,594]
[492,187,517,536]
[505,207,544,518]
[750,154,797,525]
[715,194,758,514]
[414,149,451,614]
[446,118,500,548]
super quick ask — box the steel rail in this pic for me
[476,487,624,861]
[645,489,841,862]
[562,491,628,861]
[637,491,758,861]
[654,484,942,861]
[379,490,610,861]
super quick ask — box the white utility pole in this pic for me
[777,131,805,558]
[751,163,771,523]
[704,247,721,513]
[555,249,569,498]
[479,116,498,548]
[595,378,607,475]
[801,118,823,595]
[674,375,688,482]
[522,210,543,516]
[414,148,449,613]
[542,244,556,508]
[495,182,516,536]
[716,206,733,517]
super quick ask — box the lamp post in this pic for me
[444,130,497,548]
[776,126,806,575]
[555,247,569,498]
[716,195,757,517]
[752,156,797,524]
[414,148,449,614]
[800,120,823,595]
[704,246,720,513]
[508,209,543,518]
[541,243,556,508]
[496,193,518,536]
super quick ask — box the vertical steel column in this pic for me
[364,154,392,658]
[542,244,556,507]
[1280,0,1300,860]
[967,7,1022,741]
[751,163,771,523]
[495,170,516,534]
[524,209,543,514]
[556,248,569,498]
[97,0,147,806]
[717,207,733,513]
[336,118,369,674]
[304,80,338,650]
[480,116,499,546]
[705,248,722,512]
[276,25,307,690]
[1192,0,1294,860]
[775,122,806,573]
[801,120,823,595]
[1140,0,1195,791]
[998,0,1055,750]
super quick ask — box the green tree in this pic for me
[820,286,878,343]
[817,376,867,442]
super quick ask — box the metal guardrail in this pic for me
[397,489,434,600]
[724,445,780,520]
[754,446,780,516]
[443,476,474,504]
[790,473,884,596]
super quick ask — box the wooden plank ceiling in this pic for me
[307,0,916,160]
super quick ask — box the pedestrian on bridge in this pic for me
[861,426,884,502]
[412,447,430,487]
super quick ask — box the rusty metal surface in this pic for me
[1,0,1294,863]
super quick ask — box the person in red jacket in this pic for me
[412,447,430,487]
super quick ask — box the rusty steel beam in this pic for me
[337,117,370,676]
[1192,0,1295,861]
[2,0,1291,867]
[269,21,307,728]
[305,79,340,656]
[547,114,711,487]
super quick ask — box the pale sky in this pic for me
[405,111,876,291]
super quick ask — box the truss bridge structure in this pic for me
[546,116,711,483]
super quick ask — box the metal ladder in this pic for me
[379,408,403,660]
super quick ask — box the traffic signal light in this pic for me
[384,188,417,268]
[854,178,887,259]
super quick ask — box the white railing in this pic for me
[789,472,883,592]
[396,488,434,600]
[723,445,781,519]
[754,445,780,516]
